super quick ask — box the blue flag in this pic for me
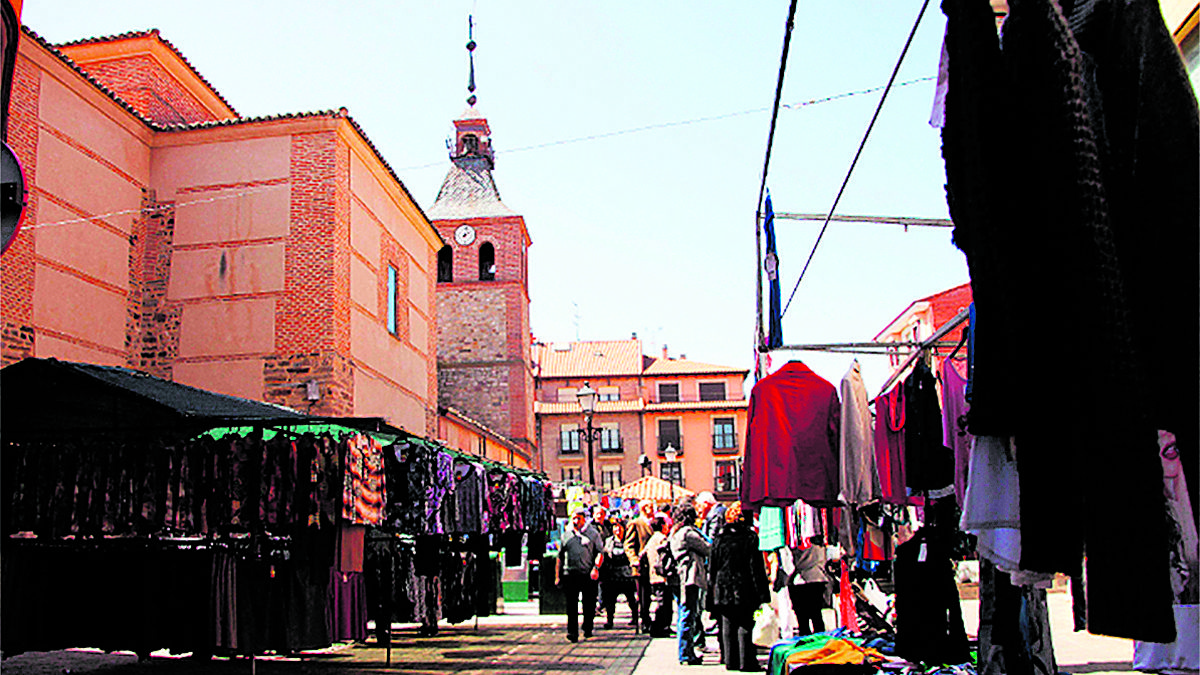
[764,191,782,349]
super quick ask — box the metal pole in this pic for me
[585,413,596,488]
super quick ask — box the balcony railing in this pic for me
[599,444,624,454]
[651,394,740,404]
[559,444,582,456]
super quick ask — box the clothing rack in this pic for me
[771,339,962,355]
[872,306,969,400]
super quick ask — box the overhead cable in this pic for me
[780,0,933,320]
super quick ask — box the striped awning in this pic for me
[606,475,694,503]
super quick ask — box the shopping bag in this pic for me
[752,602,780,647]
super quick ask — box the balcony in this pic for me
[656,439,682,457]
[559,444,581,456]
[599,444,624,455]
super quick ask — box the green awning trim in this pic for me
[197,423,400,446]
[197,424,547,481]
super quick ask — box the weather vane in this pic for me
[466,15,477,107]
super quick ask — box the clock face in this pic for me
[454,225,476,246]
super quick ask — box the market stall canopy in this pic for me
[606,475,694,503]
[1,357,313,439]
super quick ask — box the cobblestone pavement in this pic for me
[0,609,651,675]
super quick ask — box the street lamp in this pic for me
[576,382,602,487]
[663,444,678,491]
[638,453,650,478]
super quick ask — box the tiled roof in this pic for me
[52,28,239,118]
[532,340,646,378]
[643,356,748,376]
[534,399,645,415]
[427,163,514,220]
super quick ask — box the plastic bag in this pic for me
[752,602,780,647]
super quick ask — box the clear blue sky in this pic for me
[23,1,970,395]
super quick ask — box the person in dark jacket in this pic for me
[601,518,639,629]
[707,502,769,671]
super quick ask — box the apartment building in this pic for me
[533,339,749,500]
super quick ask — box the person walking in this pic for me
[670,502,711,665]
[695,491,726,647]
[708,502,769,671]
[601,518,639,629]
[625,500,656,632]
[556,507,604,642]
[644,512,675,637]
[583,506,608,621]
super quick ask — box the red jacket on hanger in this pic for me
[741,361,841,509]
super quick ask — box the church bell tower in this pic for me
[430,16,535,459]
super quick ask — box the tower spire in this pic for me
[466,15,477,107]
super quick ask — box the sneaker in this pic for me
[567,634,578,643]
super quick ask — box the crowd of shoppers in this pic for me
[556,491,795,670]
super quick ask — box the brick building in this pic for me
[429,104,536,464]
[533,339,749,500]
[874,282,972,379]
[1,27,442,435]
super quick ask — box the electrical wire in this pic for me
[395,75,936,173]
[20,182,288,232]
[780,0,933,320]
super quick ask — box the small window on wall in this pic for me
[699,382,727,402]
[557,388,577,403]
[598,386,620,402]
[714,460,740,493]
[658,419,681,453]
[713,417,737,450]
[386,265,398,335]
[661,462,683,487]
[437,246,453,282]
[601,466,623,492]
[479,242,496,281]
[562,467,583,482]
[600,424,621,452]
[560,424,581,454]
[658,383,680,403]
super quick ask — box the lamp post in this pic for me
[637,453,650,478]
[663,444,678,493]
[576,382,602,488]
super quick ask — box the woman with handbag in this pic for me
[708,502,770,671]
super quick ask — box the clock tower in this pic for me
[430,18,535,459]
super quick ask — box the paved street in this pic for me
[1,592,1141,675]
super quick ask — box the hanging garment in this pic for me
[839,360,880,505]
[960,435,1022,573]
[763,190,783,349]
[904,360,954,494]
[941,357,973,506]
[940,0,1184,642]
[342,434,385,526]
[1159,430,1199,605]
[874,383,909,505]
[977,558,1058,675]
[742,361,841,508]
[893,528,969,665]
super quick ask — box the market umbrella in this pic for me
[606,475,694,503]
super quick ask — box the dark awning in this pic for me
[1,357,311,440]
